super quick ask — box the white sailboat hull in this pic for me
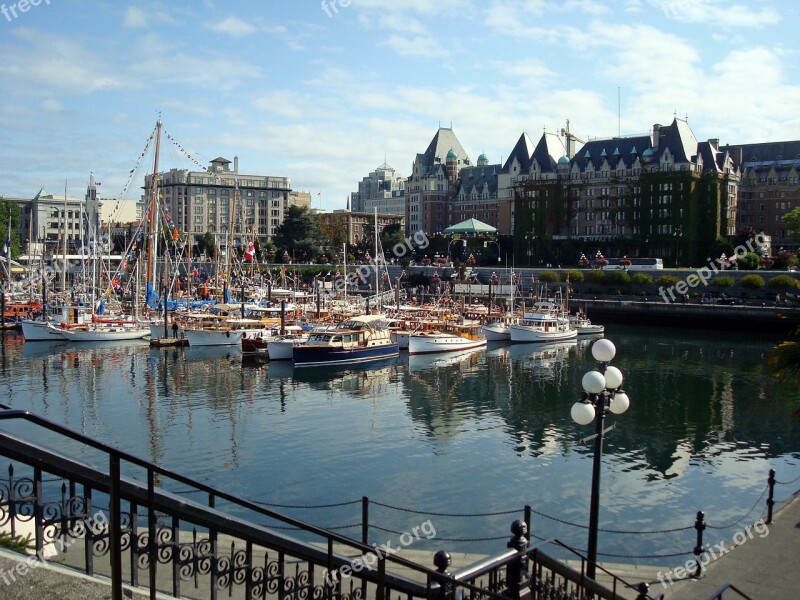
[57,325,151,342]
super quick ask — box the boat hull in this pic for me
[57,326,151,342]
[292,344,399,367]
[21,319,65,341]
[268,336,307,361]
[508,325,577,343]
[185,329,245,347]
[408,335,487,355]
[481,324,511,341]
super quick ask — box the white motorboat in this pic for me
[481,313,519,342]
[408,323,487,355]
[508,302,577,343]
[183,317,277,347]
[21,304,90,341]
[569,315,605,335]
[266,326,310,360]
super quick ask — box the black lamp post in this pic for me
[570,339,630,581]
[673,227,682,267]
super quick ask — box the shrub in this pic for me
[538,270,560,283]
[711,275,735,287]
[736,252,760,270]
[607,270,631,286]
[767,274,797,289]
[631,273,654,286]
[740,274,765,289]
[584,270,606,284]
[656,275,679,288]
[0,531,32,554]
[561,269,584,283]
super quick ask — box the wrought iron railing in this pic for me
[0,404,656,599]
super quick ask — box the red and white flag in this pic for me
[244,242,255,261]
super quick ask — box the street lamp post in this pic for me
[449,237,466,265]
[570,338,630,581]
[525,234,536,267]
[674,227,683,267]
[484,239,501,264]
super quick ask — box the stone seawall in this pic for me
[569,298,799,333]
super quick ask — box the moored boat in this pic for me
[569,315,605,335]
[508,302,577,343]
[54,323,151,342]
[407,322,487,355]
[292,314,398,367]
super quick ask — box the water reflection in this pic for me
[0,326,798,561]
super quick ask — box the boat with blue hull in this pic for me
[292,314,399,368]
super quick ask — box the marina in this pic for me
[0,322,797,567]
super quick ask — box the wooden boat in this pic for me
[407,322,487,355]
[292,314,398,367]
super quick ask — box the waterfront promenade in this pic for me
[0,489,797,598]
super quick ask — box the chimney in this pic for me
[234,156,239,173]
[652,124,661,149]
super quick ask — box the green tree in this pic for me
[381,222,407,257]
[195,231,217,259]
[274,205,321,263]
[317,218,347,256]
[1,201,21,259]
[781,207,800,239]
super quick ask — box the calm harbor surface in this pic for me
[1,324,798,567]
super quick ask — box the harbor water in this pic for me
[1,324,798,567]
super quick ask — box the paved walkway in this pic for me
[0,491,797,599]
[665,489,800,599]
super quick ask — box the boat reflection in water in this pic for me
[407,348,484,373]
[268,358,398,396]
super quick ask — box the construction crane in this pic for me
[560,119,585,159]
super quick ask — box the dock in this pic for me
[149,336,188,347]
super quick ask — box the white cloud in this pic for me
[123,7,147,29]
[207,16,257,37]
[383,34,449,58]
[40,99,62,112]
[650,0,780,27]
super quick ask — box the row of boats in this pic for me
[238,299,604,368]
[10,293,604,370]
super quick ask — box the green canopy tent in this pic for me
[443,218,497,235]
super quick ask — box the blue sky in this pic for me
[1,0,798,214]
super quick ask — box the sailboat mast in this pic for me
[146,118,162,289]
[61,181,67,292]
[373,207,378,304]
